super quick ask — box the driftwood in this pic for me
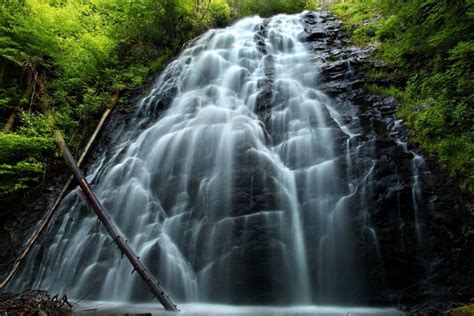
[0,290,72,315]
[0,92,119,290]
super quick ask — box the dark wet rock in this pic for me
[301,10,473,307]
[204,238,290,304]
[305,31,326,41]
[0,163,69,281]
[255,20,270,55]
[255,41,275,120]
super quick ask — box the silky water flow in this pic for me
[9,13,421,310]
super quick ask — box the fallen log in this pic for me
[54,130,178,311]
[1,92,177,311]
[0,91,119,290]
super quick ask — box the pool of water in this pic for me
[75,302,404,315]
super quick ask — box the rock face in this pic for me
[4,11,472,308]
[301,11,473,306]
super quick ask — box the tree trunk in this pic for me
[3,77,36,132]
[3,112,16,132]
[54,130,178,311]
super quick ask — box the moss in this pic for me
[330,1,381,46]
[364,83,404,100]
[451,304,474,316]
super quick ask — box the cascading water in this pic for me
[10,12,397,306]
[395,139,426,246]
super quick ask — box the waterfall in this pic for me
[10,12,392,305]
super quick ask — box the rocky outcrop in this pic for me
[302,11,473,307]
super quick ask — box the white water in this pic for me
[395,139,425,245]
[11,13,388,306]
[74,302,403,315]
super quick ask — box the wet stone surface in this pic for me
[302,11,472,307]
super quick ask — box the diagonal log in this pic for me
[54,131,178,311]
[1,91,178,311]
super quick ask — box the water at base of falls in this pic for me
[10,12,395,305]
[75,302,403,316]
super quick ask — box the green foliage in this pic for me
[0,133,53,164]
[452,304,474,316]
[0,160,45,193]
[228,0,315,17]
[330,0,381,45]
[364,83,403,100]
[208,0,232,27]
[0,132,54,194]
[16,111,53,139]
[0,87,21,111]
[332,0,474,193]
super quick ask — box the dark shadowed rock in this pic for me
[301,10,473,307]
